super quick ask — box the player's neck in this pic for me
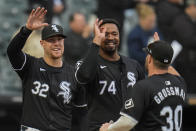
[43,57,63,67]
[148,68,168,77]
[99,50,120,61]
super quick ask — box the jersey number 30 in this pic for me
[99,80,116,95]
[160,105,182,131]
[32,81,49,98]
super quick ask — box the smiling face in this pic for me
[41,35,64,59]
[99,23,120,56]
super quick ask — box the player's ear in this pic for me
[148,55,152,65]
[40,40,44,47]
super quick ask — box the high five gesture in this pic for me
[26,7,48,30]
[93,19,106,46]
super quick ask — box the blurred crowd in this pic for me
[0,0,196,97]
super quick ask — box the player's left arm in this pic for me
[152,32,180,76]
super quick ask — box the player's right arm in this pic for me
[7,7,48,71]
[100,82,149,131]
[75,19,106,84]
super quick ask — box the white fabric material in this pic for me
[171,40,182,63]
[21,125,40,131]
[107,114,138,131]
[74,61,87,84]
[73,103,87,108]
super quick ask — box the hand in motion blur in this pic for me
[93,19,106,46]
[26,7,48,30]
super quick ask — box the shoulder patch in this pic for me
[125,98,134,109]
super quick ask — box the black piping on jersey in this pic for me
[12,52,27,71]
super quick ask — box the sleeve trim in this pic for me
[73,104,87,108]
[13,52,27,71]
[120,111,138,125]
[75,66,87,84]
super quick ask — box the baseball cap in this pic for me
[143,40,174,64]
[41,24,66,40]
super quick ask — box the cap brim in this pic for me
[142,47,149,54]
[43,33,67,40]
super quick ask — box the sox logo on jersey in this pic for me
[127,72,136,88]
[57,81,72,104]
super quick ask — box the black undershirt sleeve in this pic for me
[75,43,99,84]
[7,26,32,69]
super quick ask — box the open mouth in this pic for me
[52,48,61,52]
[104,39,117,46]
[105,42,116,47]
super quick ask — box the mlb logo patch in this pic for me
[165,81,171,86]
[125,98,134,109]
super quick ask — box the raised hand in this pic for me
[93,18,106,46]
[153,32,160,41]
[26,7,48,30]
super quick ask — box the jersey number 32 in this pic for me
[32,81,49,98]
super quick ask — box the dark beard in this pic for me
[101,39,118,56]
[101,46,116,56]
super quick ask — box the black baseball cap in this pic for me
[41,24,66,40]
[143,40,174,64]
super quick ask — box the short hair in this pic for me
[99,18,120,31]
[136,3,155,19]
[69,12,83,23]
[153,58,170,70]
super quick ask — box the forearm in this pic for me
[107,116,137,131]
[7,26,32,69]
[75,43,99,83]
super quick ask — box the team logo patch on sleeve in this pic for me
[125,98,134,109]
[57,81,72,104]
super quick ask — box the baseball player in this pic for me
[100,40,187,131]
[75,18,145,131]
[7,7,84,131]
